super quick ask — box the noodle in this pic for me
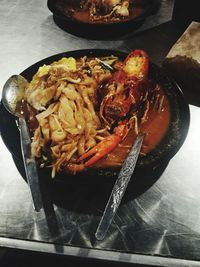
[24,56,114,177]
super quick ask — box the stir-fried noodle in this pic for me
[24,56,118,177]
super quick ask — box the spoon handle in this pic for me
[19,117,43,212]
[95,134,144,241]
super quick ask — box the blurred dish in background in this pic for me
[55,0,145,24]
[47,0,161,39]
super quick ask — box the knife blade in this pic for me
[19,117,43,212]
[95,134,144,241]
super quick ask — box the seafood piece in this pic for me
[67,120,129,173]
[100,49,149,125]
[78,120,129,167]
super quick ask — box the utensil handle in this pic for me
[19,117,43,212]
[95,134,144,241]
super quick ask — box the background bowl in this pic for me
[47,0,161,39]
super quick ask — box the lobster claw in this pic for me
[78,122,129,167]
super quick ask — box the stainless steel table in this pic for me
[0,0,200,266]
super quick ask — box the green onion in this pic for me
[95,58,114,72]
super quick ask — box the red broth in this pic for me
[94,87,170,168]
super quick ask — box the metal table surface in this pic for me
[0,0,200,266]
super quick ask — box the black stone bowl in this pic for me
[0,49,190,187]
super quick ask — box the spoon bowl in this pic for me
[2,74,28,117]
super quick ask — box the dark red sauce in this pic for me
[94,87,170,168]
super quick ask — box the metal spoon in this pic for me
[2,75,43,212]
